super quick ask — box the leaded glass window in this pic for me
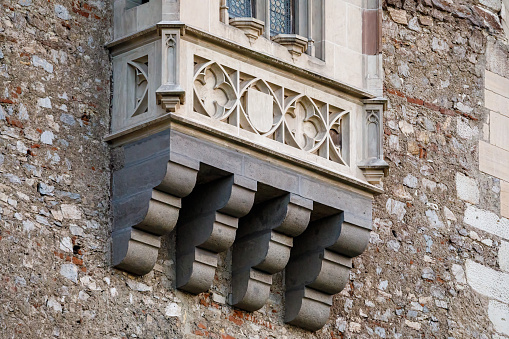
[228,0,253,18]
[270,0,293,35]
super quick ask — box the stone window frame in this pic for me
[223,0,323,59]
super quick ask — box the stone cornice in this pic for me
[105,21,379,101]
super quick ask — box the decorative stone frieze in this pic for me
[176,173,257,294]
[193,56,351,166]
[231,192,312,311]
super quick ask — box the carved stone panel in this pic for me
[192,56,350,166]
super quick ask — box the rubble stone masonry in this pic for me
[1,0,509,338]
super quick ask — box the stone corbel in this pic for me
[176,174,257,294]
[358,98,389,185]
[272,34,309,57]
[231,193,312,311]
[156,28,185,112]
[229,17,265,43]
[285,212,370,331]
[111,132,199,276]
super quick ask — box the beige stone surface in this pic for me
[490,112,509,151]
[501,180,509,218]
[479,141,509,182]
[485,89,509,117]
[485,70,509,98]
[388,8,408,25]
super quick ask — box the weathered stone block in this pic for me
[490,112,509,152]
[479,141,509,182]
[456,172,480,205]
[500,180,509,218]
[500,241,509,272]
[464,205,509,241]
[465,260,509,304]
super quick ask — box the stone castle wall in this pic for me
[1,0,508,338]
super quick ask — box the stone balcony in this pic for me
[106,0,387,331]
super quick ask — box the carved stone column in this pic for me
[176,175,256,294]
[285,212,370,331]
[231,193,312,311]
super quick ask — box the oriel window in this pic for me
[227,0,294,36]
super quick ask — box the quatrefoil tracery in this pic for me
[193,59,349,166]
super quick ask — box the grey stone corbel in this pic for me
[271,34,309,57]
[176,174,257,294]
[229,17,265,43]
[285,212,370,331]
[231,193,312,311]
[111,131,199,276]
[359,98,389,185]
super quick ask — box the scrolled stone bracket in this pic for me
[231,193,312,311]
[285,212,370,331]
[176,174,257,294]
[111,131,200,276]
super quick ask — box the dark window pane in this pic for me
[228,0,252,18]
[270,0,292,35]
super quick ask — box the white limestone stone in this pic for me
[444,206,457,221]
[500,241,509,272]
[59,237,73,252]
[399,120,414,135]
[38,97,52,109]
[32,55,53,73]
[465,260,509,304]
[47,297,62,313]
[451,264,466,284]
[126,280,152,292]
[405,320,421,330]
[61,204,82,220]
[464,205,509,241]
[60,264,78,283]
[40,131,54,145]
[386,198,406,221]
[165,303,181,317]
[489,300,509,336]
[426,210,444,228]
[456,173,479,204]
[456,117,479,139]
[403,174,418,188]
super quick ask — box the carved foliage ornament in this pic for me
[193,57,349,165]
